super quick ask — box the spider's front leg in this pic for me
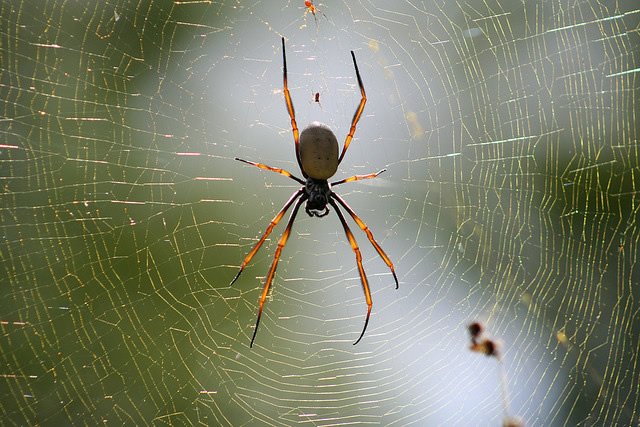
[229,189,305,286]
[250,195,307,348]
[329,199,372,345]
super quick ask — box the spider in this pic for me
[310,91,323,109]
[304,0,326,26]
[231,37,398,348]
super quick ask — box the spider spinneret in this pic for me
[230,37,398,348]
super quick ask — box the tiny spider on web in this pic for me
[304,0,326,26]
[231,37,398,348]
[311,91,322,109]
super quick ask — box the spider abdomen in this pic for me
[299,122,339,180]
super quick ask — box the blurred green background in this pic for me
[1,0,639,425]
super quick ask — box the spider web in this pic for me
[1,0,639,425]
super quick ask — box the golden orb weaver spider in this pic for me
[231,37,398,348]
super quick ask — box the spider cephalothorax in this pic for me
[305,178,331,217]
[231,37,398,348]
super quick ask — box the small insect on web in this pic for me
[467,322,524,427]
[230,37,399,348]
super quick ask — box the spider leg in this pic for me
[281,37,306,177]
[331,169,386,186]
[329,199,372,345]
[331,194,399,289]
[338,50,367,165]
[251,194,307,348]
[230,189,304,286]
[235,158,305,185]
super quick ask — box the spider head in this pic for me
[305,178,331,217]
